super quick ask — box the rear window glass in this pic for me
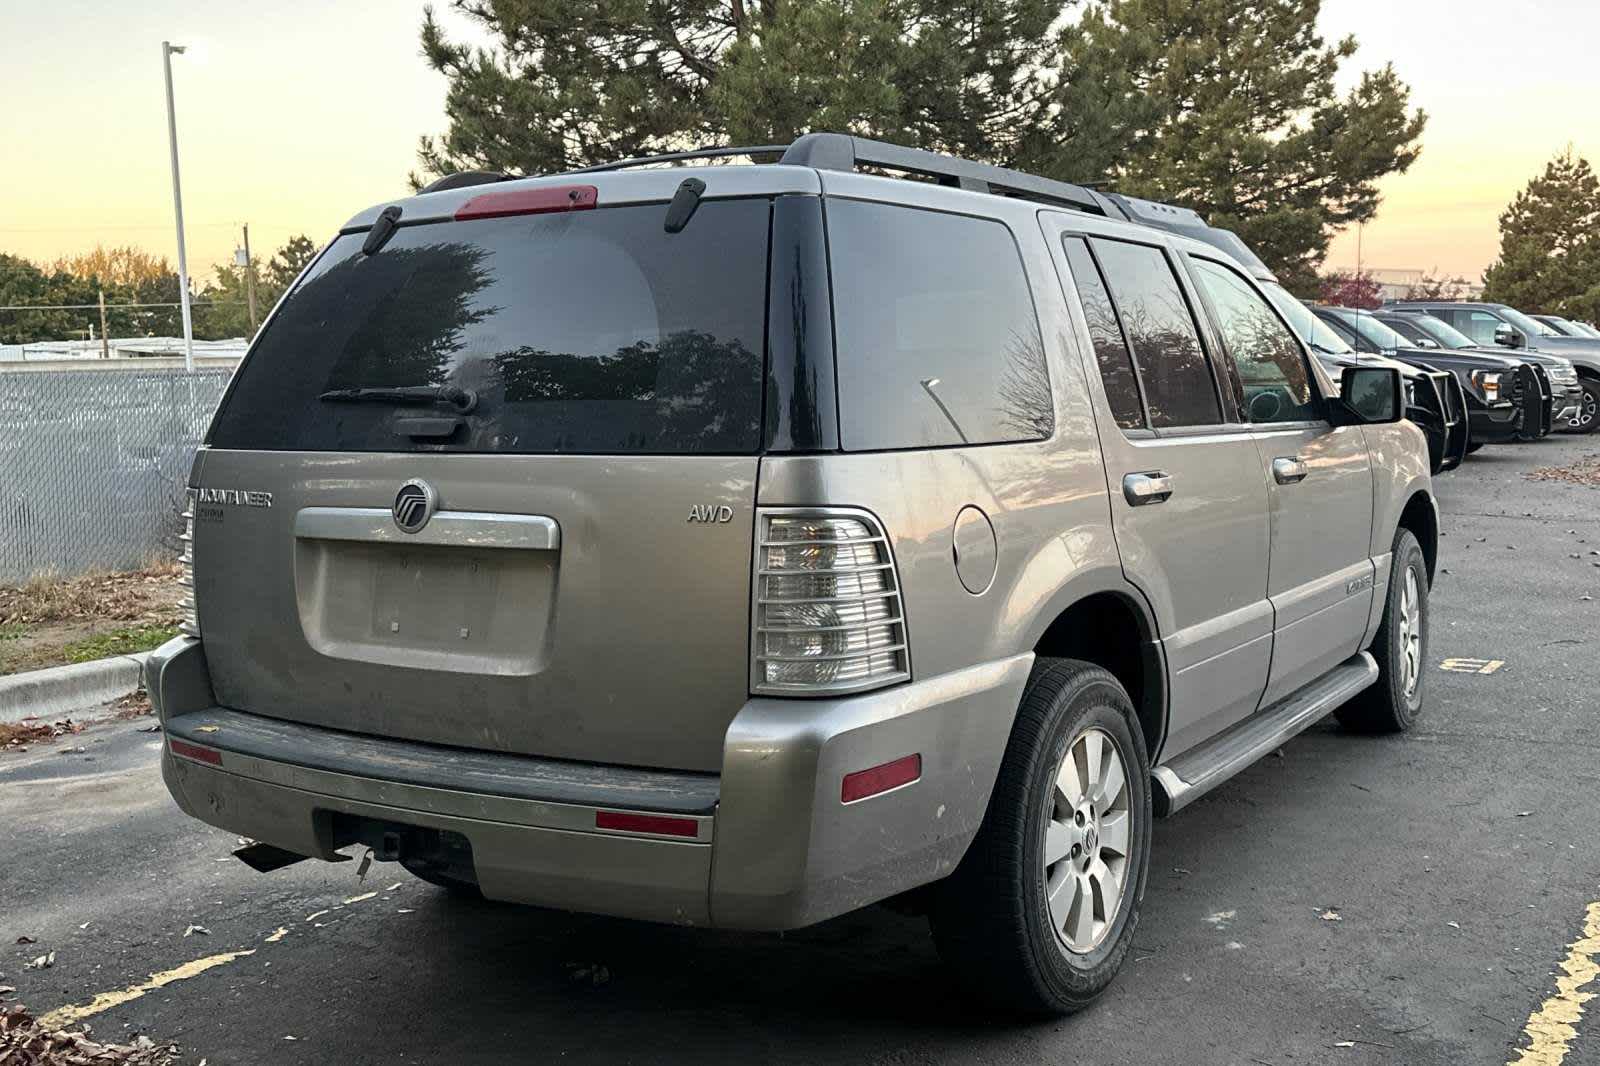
[209,200,771,454]
[828,200,1051,450]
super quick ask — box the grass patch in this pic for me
[0,622,25,641]
[61,624,179,664]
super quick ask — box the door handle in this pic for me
[1122,471,1174,506]
[1272,457,1309,484]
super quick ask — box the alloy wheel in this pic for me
[1043,727,1131,954]
[1398,567,1422,702]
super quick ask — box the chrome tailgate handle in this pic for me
[1122,471,1174,506]
[1271,457,1309,485]
[294,507,560,550]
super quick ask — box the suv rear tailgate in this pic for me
[194,189,776,773]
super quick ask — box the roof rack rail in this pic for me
[779,132,1112,215]
[566,144,789,174]
[419,170,514,194]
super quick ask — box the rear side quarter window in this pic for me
[828,200,1051,450]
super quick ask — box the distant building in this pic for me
[1363,268,1484,303]
[0,336,249,363]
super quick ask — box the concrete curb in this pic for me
[0,651,151,726]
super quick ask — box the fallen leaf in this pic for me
[304,909,330,922]
[195,725,219,733]
[1334,1041,1356,1048]
[396,908,415,915]
[1515,811,1534,818]
[0,985,15,994]
[1319,909,1343,922]
[264,927,288,943]
[15,936,35,945]
[23,952,54,970]
[183,925,210,937]
[342,891,377,905]
[386,883,402,892]
[1447,920,1461,930]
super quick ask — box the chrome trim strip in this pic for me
[294,507,560,550]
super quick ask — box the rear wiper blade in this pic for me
[319,385,477,412]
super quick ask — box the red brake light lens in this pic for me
[169,738,222,765]
[454,184,598,221]
[841,753,921,803]
[594,810,699,838]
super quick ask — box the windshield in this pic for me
[209,200,771,454]
[1394,313,1475,349]
[1261,283,1353,354]
[1342,312,1408,351]
[1498,305,1559,338]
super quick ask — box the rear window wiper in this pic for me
[319,385,477,412]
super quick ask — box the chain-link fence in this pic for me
[0,368,233,583]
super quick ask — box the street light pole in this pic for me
[162,41,194,372]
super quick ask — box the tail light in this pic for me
[178,488,199,637]
[752,509,909,695]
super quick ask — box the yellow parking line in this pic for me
[38,949,256,1029]
[1509,901,1600,1065]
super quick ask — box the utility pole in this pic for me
[97,290,110,358]
[162,41,194,372]
[242,224,258,332]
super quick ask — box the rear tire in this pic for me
[929,659,1151,1015]
[1338,528,1428,734]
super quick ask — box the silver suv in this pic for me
[147,134,1437,1014]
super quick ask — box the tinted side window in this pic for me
[1461,310,1504,345]
[1190,258,1319,424]
[1063,237,1144,429]
[1317,312,1364,350]
[830,201,1051,450]
[1089,239,1221,428]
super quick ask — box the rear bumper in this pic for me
[147,637,1030,930]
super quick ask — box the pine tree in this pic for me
[1482,150,1600,321]
[1042,0,1425,293]
[415,0,1426,286]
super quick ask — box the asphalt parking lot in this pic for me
[4,435,1599,1066]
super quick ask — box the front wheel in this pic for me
[1338,528,1428,733]
[929,659,1151,1015]
[1571,379,1600,434]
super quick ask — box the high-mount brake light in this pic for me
[752,509,910,695]
[454,184,599,221]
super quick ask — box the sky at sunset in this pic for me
[2,0,1596,286]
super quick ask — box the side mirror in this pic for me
[1414,337,1440,349]
[1332,366,1403,425]
[1493,323,1523,348]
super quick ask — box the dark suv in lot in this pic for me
[1387,301,1600,433]
[146,133,1435,1015]
[1313,305,1544,446]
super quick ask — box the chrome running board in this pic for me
[1152,651,1378,816]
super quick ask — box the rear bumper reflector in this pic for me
[169,738,222,766]
[594,810,700,838]
[840,753,921,803]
